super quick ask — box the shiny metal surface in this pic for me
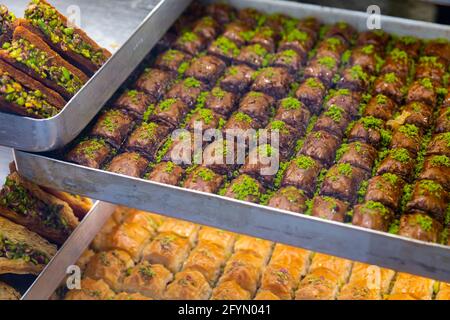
[21,201,117,300]
[14,151,450,282]
[0,0,188,152]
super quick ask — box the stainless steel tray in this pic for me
[14,0,450,283]
[20,201,116,300]
[0,0,190,152]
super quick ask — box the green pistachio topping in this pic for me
[230,175,261,201]
[5,38,84,94]
[25,0,108,66]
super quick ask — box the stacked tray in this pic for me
[0,0,188,151]
[14,0,450,283]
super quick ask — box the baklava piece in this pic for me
[185,55,226,86]
[238,91,274,126]
[183,166,224,193]
[107,152,149,178]
[435,106,450,134]
[376,148,415,182]
[357,30,390,48]
[419,155,450,190]
[114,89,154,119]
[394,36,421,59]
[295,77,327,115]
[154,50,192,74]
[295,267,340,300]
[249,27,276,53]
[197,227,236,253]
[185,108,223,133]
[150,98,189,129]
[414,56,446,85]
[135,68,174,100]
[240,144,279,186]
[66,138,112,169]
[372,72,405,104]
[84,250,134,291]
[164,270,212,300]
[270,49,304,74]
[203,139,239,175]
[298,130,341,167]
[251,67,293,99]
[224,174,265,203]
[222,21,250,47]
[313,105,351,139]
[406,180,448,223]
[325,21,356,44]
[158,218,200,245]
[406,78,436,107]
[311,196,349,222]
[183,242,227,285]
[174,31,207,56]
[267,186,307,214]
[192,16,220,42]
[426,132,450,157]
[90,109,134,148]
[211,280,251,300]
[65,278,115,300]
[282,155,322,197]
[324,89,361,118]
[363,94,397,121]
[401,101,434,130]
[203,86,238,117]
[303,56,339,87]
[142,232,191,273]
[390,124,422,156]
[381,48,410,83]
[278,29,314,59]
[125,122,171,160]
[365,173,405,210]
[347,116,386,148]
[165,77,206,108]
[274,97,311,133]
[315,36,348,61]
[398,212,442,243]
[352,201,394,232]
[207,36,240,64]
[219,64,255,94]
[235,44,271,69]
[219,251,265,295]
[337,142,377,173]
[205,3,235,25]
[390,273,435,300]
[320,163,367,203]
[337,65,370,92]
[264,120,299,159]
[121,261,173,299]
[423,39,450,64]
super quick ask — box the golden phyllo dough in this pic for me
[183,242,227,285]
[65,278,115,300]
[142,232,191,273]
[211,280,251,300]
[121,261,173,299]
[164,270,212,300]
[84,250,134,291]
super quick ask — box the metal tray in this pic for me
[14,0,450,283]
[20,201,116,300]
[0,0,189,152]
